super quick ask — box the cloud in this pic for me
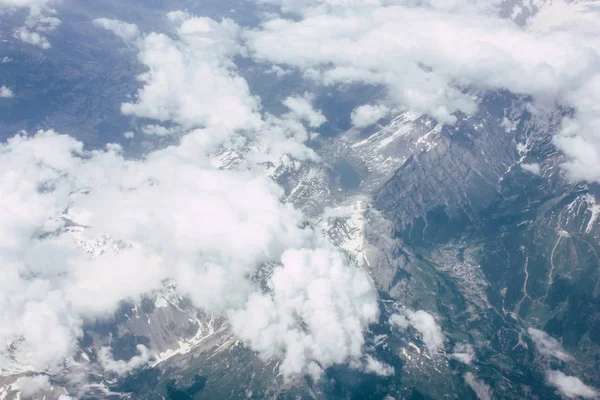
[351,104,390,128]
[546,370,599,399]
[0,124,376,379]
[95,14,261,134]
[282,94,327,128]
[14,375,51,398]
[245,0,600,183]
[93,15,317,162]
[228,248,378,379]
[267,64,291,77]
[0,85,13,98]
[464,372,492,400]
[405,310,444,354]
[389,313,409,329]
[92,18,140,41]
[16,27,51,48]
[0,0,61,48]
[528,328,573,362]
[0,11,378,380]
[363,355,394,376]
[451,342,475,365]
[140,124,178,136]
[98,345,155,376]
[390,309,444,354]
[521,163,541,175]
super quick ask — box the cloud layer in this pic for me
[245,0,600,182]
[0,11,379,381]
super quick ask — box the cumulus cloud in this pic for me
[351,104,390,128]
[0,0,61,48]
[92,18,140,41]
[229,248,378,379]
[528,328,573,362]
[390,309,444,354]
[14,375,51,398]
[363,355,394,376]
[98,345,155,376]
[282,94,327,128]
[521,163,541,175]
[0,85,13,98]
[93,14,316,162]
[0,11,378,380]
[0,126,375,379]
[464,372,492,400]
[245,0,600,182]
[16,27,51,48]
[267,64,291,77]
[100,14,261,133]
[140,124,178,136]
[389,313,409,329]
[546,370,599,399]
[451,342,475,365]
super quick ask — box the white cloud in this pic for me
[1,0,61,48]
[282,94,327,128]
[244,0,600,183]
[464,372,492,400]
[0,11,378,380]
[390,309,445,354]
[389,313,409,330]
[351,104,390,128]
[98,345,155,376]
[0,122,375,378]
[267,64,291,77]
[546,370,599,399]
[229,248,378,379]
[528,328,573,362]
[97,15,261,134]
[363,355,394,376]
[141,124,177,136]
[93,18,140,42]
[123,131,135,139]
[0,85,13,98]
[93,14,317,163]
[1,56,14,63]
[521,163,541,175]
[14,375,51,398]
[17,27,51,48]
[405,310,444,354]
[451,342,475,364]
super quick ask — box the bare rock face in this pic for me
[371,94,546,229]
